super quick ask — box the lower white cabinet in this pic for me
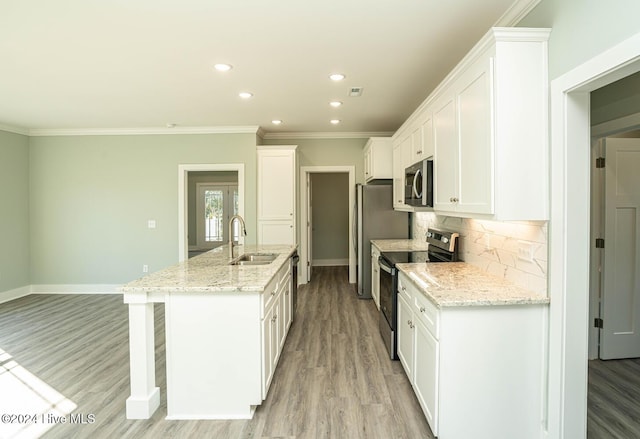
[371,244,381,309]
[397,271,546,438]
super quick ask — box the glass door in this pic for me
[196,184,239,250]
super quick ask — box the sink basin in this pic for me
[230,253,277,266]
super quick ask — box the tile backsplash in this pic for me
[413,212,548,295]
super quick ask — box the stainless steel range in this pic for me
[378,228,459,360]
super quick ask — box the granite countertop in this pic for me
[396,262,549,308]
[121,244,297,293]
[371,239,431,252]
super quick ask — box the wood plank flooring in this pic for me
[588,358,640,438]
[0,266,433,439]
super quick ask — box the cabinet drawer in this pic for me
[414,291,439,339]
[262,277,279,318]
[397,273,412,302]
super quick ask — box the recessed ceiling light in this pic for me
[330,119,341,125]
[272,120,283,125]
[329,73,346,81]
[214,63,233,72]
[329,101,343,108]
[239,92,253,99]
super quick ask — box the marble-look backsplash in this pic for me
[413,213,548,295]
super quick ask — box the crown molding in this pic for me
[495,0,542,26]
[0,123,29,136]
[262,131,393,140]
[27,126,261,137]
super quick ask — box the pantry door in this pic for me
[600,138,640,359]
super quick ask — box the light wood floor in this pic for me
[588,358,640,438]
[0,267,433,439]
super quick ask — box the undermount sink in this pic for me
[230,253,277,266]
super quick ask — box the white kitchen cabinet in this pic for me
[363,137,392,182]
[392,143,406,210]
[257,146,297,245]
[371,244,381,309]
[394,27,550,220]
[397,271,546,438]
[410,112,434,165]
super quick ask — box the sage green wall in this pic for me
[262,137,368,183]
[311,173,349,262]
[0,130,30,292]
[591,71,640,126]
[28,133,256,284]
[518,0,640,80]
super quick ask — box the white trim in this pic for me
[0,286,31,304]
[178,164,245,262]
[263,131,392,140]
[0,124,29,136]
[311,258,349,267]
[28,126,261,137]
[548,30,640,439]
[299,166,356,285]
[30,284,122,294]
[591,111,640,137]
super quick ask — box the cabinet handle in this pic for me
[271,291,276,296]
[420,307,426,313]
[417,150,422,155]
[401,286,406,292]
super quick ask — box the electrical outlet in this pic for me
[148,220,156,229]
[143,264,149,273]
[517,241,534,262]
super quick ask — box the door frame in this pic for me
[548,30,640,438]
[299,166,356,285]
[178,164,245,262]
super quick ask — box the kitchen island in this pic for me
[395,261,549,438]
[121,244,297,420]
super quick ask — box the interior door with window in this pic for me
[196,184,239,250]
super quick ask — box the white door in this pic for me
[306,173,313,282]
[600,138,640,359]
[196,184,239,250]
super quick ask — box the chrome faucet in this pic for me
[228,215,247,257]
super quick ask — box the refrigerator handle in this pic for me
[351,195,358,254]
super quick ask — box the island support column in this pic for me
[124,293,160,419]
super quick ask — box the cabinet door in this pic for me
[262,304,275,399]
[371,252,380,310]
[397,293,414,379]
[258,150,295,220]
[392,144,405,209]
[457,57,493,214]
[258,221,295,245]
[421,114,434,159]
[411,126,423,164]
[283,273,292,331]
[277,284,287,352]
[414,318,439,435]
[433,92,458,211]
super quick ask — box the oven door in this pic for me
[378,256,395,327]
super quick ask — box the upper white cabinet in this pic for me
[257,145,297,245]
[394,27,551,220]
[363,137,393,182]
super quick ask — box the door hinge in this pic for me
[595,238,605,248]
[596,157,605,168]
[594,318,604,329]
[307,261,310,267]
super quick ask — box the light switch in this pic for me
[148,220,156,229]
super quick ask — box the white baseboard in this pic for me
[311,258,349,267]
[0,286,31,304]
[30,284,122,294]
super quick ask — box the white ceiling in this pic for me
[0,0,531,137]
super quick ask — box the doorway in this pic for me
[178,164,245,262]
[548,31,640,438]
[299,166,356,285]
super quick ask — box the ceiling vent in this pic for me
[349,87,363,97]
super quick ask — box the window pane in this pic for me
[204,190,224,242]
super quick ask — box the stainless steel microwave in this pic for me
[405,159,433,207]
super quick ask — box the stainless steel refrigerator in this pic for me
[354,183,409,298]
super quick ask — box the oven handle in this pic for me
[378,256,393,274]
